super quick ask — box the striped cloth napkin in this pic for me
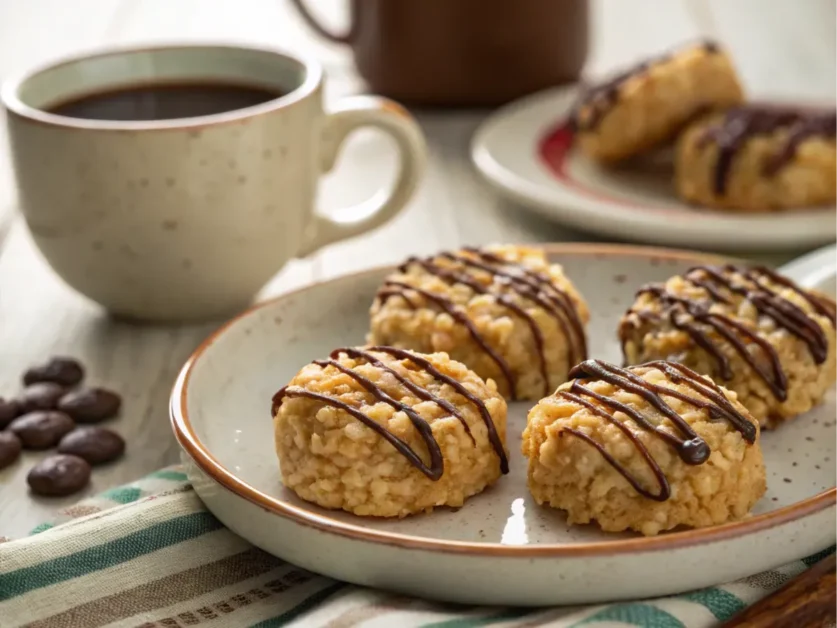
[1,467,833,628]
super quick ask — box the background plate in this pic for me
[471,88,837,251]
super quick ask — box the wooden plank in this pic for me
[707,0,836,100]
[422,113,589,247]
[587,0,702,76]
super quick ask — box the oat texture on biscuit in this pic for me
[572,40,744,163]
[676,107,837,211]
[522,359,765,536]
[272,347,508,517]
[620,264,837,428]
[367,245,589,401]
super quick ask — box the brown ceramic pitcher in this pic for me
[290,0,589,106]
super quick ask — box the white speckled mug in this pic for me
[2,44,426,321]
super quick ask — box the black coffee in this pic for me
[48,82,284,121]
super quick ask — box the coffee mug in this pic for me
[2,44,426,321]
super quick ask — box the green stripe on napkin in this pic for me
[574,603,684,627]
[1,511,221,600]
[681,588,746,620]
[99,486,143,504]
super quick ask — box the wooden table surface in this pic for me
[0,0,834,539]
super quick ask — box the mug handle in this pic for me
[289,0,354,43]
[297,96,427,258]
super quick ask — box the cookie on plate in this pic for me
[619,264,837,428]
[272,347,508,517]
[676,106,837,211]
[522,359,765,536]
[367,245,589,401]
[572,40,744,163]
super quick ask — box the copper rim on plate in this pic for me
[170,243,836,557]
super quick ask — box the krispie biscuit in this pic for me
[620,264,837,429]
[367,246,589,401]
[522,359,765,536]
[676,106,837,211]
[572,41,744,163]
[272,347,508,517]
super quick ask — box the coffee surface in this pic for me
[48,82,283,121]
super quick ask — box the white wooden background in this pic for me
[0,0,834,539]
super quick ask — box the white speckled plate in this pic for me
[171,243,836,606]
[471,87,837,251]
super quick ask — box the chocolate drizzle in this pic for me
[380,279,517,397]
[400,257,549,397]
[330,347,475,444]
[572,40,720,132]
[621,265,836,401]
[698,107,837,195]
[558,359,755,501]
[460,247,588,363]
[378,248,586,398]
[271,347,509,480]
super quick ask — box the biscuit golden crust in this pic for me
[367,246,589,401]
[272,347,508,518]
[619,265,837,428]
[573,41,744,163]
[676,108,837,211]
[522,360,765,536]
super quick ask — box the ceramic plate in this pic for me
[471,87,837,251]
[171,244,836,606]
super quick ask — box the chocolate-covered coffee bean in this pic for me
[0,397,21,429]
[27,454,91,496]
[58,388,121,423]
[20,382,65,413]
[58,427,125,465]
[0,431,22,470]
[23,357,85,387]
[9,411,75,449]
